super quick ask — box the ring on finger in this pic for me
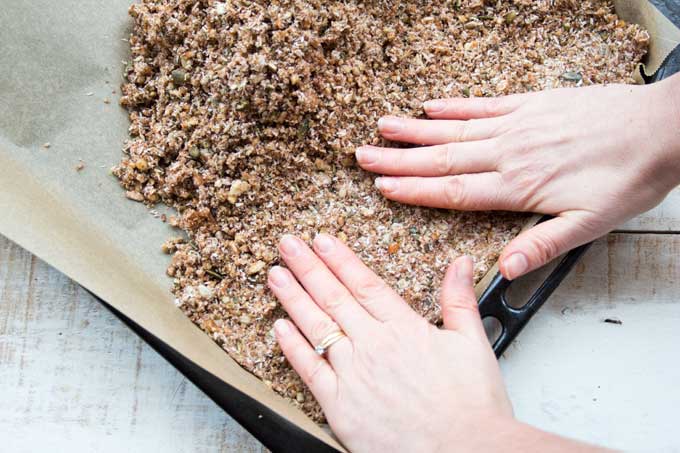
[314,330,347,356]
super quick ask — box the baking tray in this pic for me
[0,1,678,452]
[99,11,679,452]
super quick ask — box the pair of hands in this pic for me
[270,73,680,452]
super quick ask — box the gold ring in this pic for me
[314,331,347,356]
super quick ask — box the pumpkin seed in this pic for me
[561,71,582,82]
[171,69,188,85]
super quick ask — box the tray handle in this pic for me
[478,221,592,358]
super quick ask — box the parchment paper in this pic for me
[0,1,677,451]
[616,0,680,80]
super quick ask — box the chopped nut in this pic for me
[125,190,144,202]
[227,180,250,204]
[360,207,374,218]
[464,21,482,30]
[247,260,266,275]
[504,11,518,24]
[188,147,201,160]
[314,158,331,172]
[561,71,583,82]
[214,2,227,15]
[202,319,219,333]
[197,284,214,299]
[171,69,188,85]
[134,159,149,172]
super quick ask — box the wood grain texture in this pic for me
[618,187,680,231]
[501,233,680,452]
[0,238,266,453]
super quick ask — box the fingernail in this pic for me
[355,146,377,165]
[456,256,473,280]
[375,177,397,193]
[280,235,301,257]
[274,319,291,336]
[377,117,402,134]
[269,266,290,288]
[424,100,445,113]
[503,253,528,280]
[314,234,335,254]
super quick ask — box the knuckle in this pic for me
[503,167,534,205]
[354,278,388,303]
[443,176,467,207]
[454,120,472,142]
[310,318,339,344]
[295,262,319,283]
[442,296,478,316]
[508,129,536,155]
[444,143,458,174]
[484,97,505,117]
[530,232,561,264]
[435,145,453,175]
[320,289,352,313]
[502,162,552,210]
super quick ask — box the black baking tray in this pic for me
[90,16,680,453]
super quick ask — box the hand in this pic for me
[356,74,680,280]
[269,233,598,452]
[268,233,509,452]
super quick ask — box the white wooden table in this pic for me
[1,189,679,452]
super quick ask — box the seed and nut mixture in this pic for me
[113,0,648,421]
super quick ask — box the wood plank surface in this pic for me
[618,187,680,231]
[0,238,265,453]
[502,233,680,452]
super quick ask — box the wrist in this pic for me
[439,416,607,453]
[631,74,680,196]
[433,415,519,452]
[650,73,680,187]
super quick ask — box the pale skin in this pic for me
[359,72,680,279]
[270,72,680,452]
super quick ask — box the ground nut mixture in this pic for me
[114,0,647,421]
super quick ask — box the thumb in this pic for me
[440,256,485,339]
[499,214,598,280]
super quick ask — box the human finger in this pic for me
[439,256,485,340]
[499,214,599,280]
[355,141,498,177]
[377,116,502,145]
[278,235,377,338]
[268,266,353,367]
[274,319,338,407]
[375,173,518,211]
[423,94,525,120]
[312,234,417,323]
